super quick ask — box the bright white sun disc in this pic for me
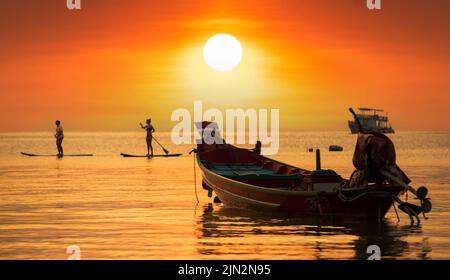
[203,34,243,72]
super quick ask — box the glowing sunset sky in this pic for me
[0,0,449,131]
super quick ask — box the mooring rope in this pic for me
[337,189,369,202]
[392,200,400,223]
[193,152,199,203]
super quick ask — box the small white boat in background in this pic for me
[348,108,395,134]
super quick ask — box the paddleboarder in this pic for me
[140,118,155,157]
[55,120,64,158]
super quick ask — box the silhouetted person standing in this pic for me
[140,118,155,158]
[55,120,64,158]
[253,140,262,155]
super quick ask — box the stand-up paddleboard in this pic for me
[21,152,94,157]
[120,153,182,158]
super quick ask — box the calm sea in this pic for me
[0,131,449,259]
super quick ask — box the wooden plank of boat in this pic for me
[120,153,182,158]
[21,152,93,157]
[195,144,403,218]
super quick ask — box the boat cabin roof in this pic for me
[358,107,384,112]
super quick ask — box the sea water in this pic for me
[0,131,449,259]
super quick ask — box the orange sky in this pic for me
[1,0,449,132]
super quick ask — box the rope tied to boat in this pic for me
[336,188,370,202]
[308,192,330,215]
[190,148,199,203]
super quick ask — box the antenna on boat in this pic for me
[349,107,363,133]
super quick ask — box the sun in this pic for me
[203,34,243,72]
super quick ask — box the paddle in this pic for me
[152,136,169,154]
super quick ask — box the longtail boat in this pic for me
[193,114,432,222]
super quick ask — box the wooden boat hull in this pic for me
[197,154,403,219]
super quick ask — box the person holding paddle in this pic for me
[140,118,155,158]
[55,120,64,158]
[119,120,172,158]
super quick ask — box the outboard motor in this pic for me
[351,131,410,186]
[347,108,431,224]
